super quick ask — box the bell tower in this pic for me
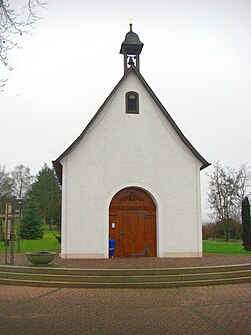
[120,23,144,73]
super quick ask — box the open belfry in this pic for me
[53,24,210,259]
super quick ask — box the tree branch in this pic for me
[0,0,47,87]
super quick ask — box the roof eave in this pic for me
[52,160,63,184]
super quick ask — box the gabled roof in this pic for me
[53,66,210,184]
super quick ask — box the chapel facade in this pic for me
[53,25,210,259]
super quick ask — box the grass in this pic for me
[1,224,251,256]
[0,224,61,254]
[203,238,251,255]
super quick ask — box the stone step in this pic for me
[0,263,251,288]
[1,263,251,276]
[0,276,251,288]
[1,269,251,283]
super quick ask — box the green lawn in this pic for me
[203,238,251,255]
[1,226,251,255]
[0,225,61,253]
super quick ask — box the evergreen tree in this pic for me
[242,197,251,251]
[30,163,61,228]
[20,196,44,239]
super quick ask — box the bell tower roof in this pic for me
[120,23,144,55]
[120,24,144,73]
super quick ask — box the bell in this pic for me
[128,57,135,67]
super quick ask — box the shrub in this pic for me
[54,233,61,244]
[202,222,216,240]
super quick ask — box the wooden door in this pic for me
[109,188,156,258]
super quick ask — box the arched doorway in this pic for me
[109,187,156,258]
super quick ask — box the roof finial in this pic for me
[129,17,133,32]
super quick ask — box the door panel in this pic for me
[109,188,156,258]
[145,212,157,257]
[126,210,145,257]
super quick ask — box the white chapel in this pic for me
[53,24,210,259]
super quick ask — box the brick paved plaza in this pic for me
[0,283,251,335]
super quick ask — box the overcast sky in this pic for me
[1,0,251,219]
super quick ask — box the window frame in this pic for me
[125,91,139,114]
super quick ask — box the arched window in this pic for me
[126,91,139,114]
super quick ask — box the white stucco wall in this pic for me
[60,71,203,258]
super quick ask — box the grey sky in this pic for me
[1,0,251,219]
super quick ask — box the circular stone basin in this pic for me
[25,251,57,265]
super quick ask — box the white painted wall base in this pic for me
[59,253,203,259]
[60,253,106,259]
[163,252,203,258]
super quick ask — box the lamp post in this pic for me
[17,198,23,253]
[4,202,15,265]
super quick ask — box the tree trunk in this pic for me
[222,219,230,241]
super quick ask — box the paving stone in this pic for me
[1,254,251,334]
[1,283,251,334]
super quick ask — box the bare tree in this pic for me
[11,164,33,198]
[0,77,7,91]
[207,162,251,240]
[0,164,13,198]
[232,164,251,201]
[0,0,47,88]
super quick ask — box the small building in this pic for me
[53,24,210,259]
